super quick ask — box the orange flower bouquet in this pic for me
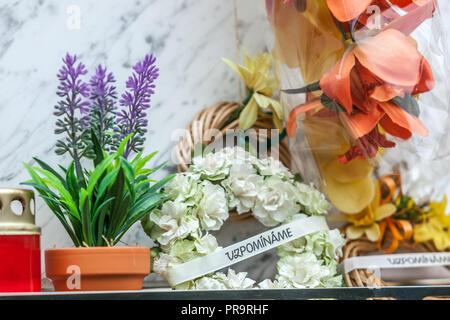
[265,0,450,222]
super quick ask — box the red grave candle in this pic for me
[0,189,41,292]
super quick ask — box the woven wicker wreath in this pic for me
[341,231,446,288]
[175,102,292,222]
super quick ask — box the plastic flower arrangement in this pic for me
[22,53,173,247]
[142,146,346,289]
[285,28,432,164]
[414,196,450,251]
[344,180,397,243]
[223,52,284,131]
[342,174,450,253]
[265,0,445,220]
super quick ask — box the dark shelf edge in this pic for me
[1,286,450,300]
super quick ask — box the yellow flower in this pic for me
[414,196,450,251]
[345,182,397,242]
[223,52,283,130]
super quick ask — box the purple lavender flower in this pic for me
[115,54,159,158]
[89,64,117,151]
[54,53,91,181]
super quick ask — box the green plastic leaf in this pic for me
[119,157,135,184]
[39,195,79,222]
[79,188,93,246]
[34,195,80,246]
[58,165,68,175]
[33,157,67,189]
[91,129,105,167]
[130,151,143,166]
[105,167,125,238]
[23,164,50,191]
[132,151,157,174]
[86,154,115,196]
[113,194,131,237]
[66,162,80,207]
[321,94,345,113]
[21,180,57,199]
[116,134,133,158]
[391,94,420,117]
[22,163,83,246]
[92,196,115,225]
[115,193,163,244]
[148,160,168,176]
[282,81,321,94]
[30,166,79,218]
[147,174,176,194]
[93,167,120,213]
[239,98,258,130]
[135,179,155,189]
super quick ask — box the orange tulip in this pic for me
[287,28,434,163]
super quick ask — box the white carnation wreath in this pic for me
[142,146,345,290]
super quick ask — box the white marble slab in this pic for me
[1,0,449,286]
[0,0,274,285]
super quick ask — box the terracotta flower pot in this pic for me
[45,246,150,291]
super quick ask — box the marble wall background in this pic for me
[1,0,449,286]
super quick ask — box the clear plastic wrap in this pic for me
[266,0,450,217]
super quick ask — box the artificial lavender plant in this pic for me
[54,54,160,162]
[115,54,159,159]
[88,65,117,152]
[54,53,91,185]
[23,52,173,247]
